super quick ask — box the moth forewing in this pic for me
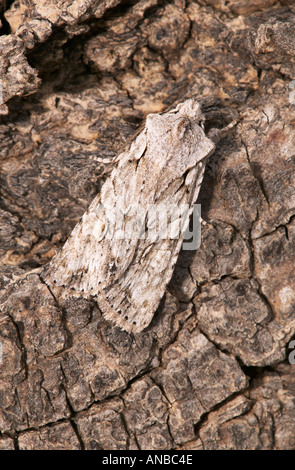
[42,99,215,333]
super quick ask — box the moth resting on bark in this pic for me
[42,99,216,333]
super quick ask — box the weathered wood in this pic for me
[0,0,295,450]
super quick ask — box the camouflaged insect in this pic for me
[42,99,216,333]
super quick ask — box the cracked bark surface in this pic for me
[0,0,295,450]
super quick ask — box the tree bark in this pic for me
[0,0,295,450]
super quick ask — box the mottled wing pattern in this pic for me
[42,100,215,332]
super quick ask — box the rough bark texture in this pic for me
[0,0,295,450]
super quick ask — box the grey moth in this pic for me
[42,99,216,333]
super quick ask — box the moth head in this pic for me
[144,99,215,173]
[171,99,204,123]
[145,99,204,140]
